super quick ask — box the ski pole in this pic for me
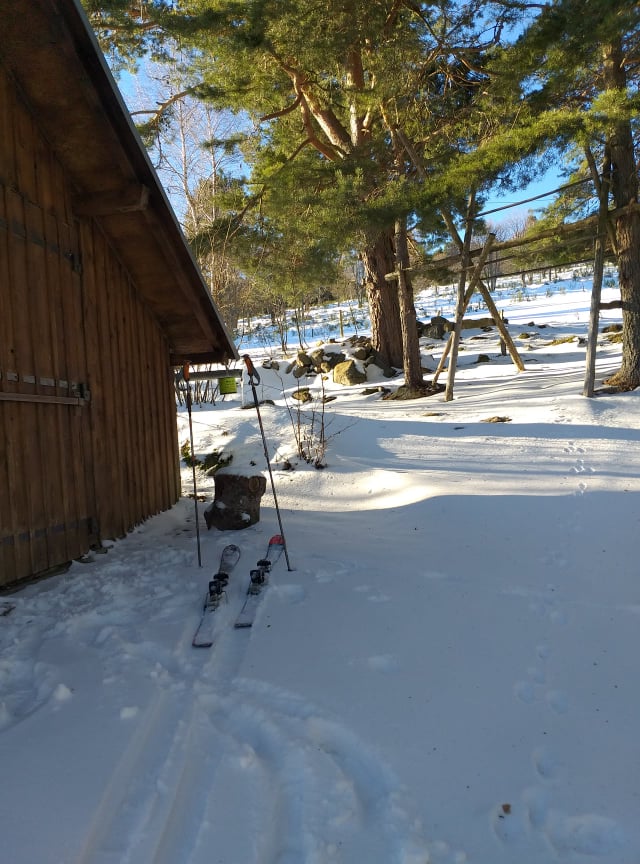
[242,354,293,571]
[183,363,202,568]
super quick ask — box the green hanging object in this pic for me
[219,376,237,395]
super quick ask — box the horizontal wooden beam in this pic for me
[175,368,243,385]
[73,183,150,217]
[411,201,640,277]
[0,392,88,406]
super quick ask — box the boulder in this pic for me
[365,348,397,378]
[461,317,495,330]
[292,388,312,402]
[320,351,346,371]
[424,316,451,339]
[333,359,367,386]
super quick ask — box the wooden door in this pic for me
[0,184,97,586]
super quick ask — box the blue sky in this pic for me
[480,166,567,224]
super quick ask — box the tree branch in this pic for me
[271,52,353,155]
[259,93,303,123]
[129,86,199,120]
[298,96,345,160]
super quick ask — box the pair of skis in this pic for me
[192,535,284,648]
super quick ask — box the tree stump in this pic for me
[204,472,267,531]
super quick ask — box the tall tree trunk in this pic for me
[361,227,403,368]
[603,39,640,390]
[394,217,423,388]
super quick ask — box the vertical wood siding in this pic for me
[0,65,180,587]
[80,219,180,545]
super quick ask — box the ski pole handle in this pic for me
[182,363,193,410]
[243,354,261,385]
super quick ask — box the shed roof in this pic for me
[0,0,238,365]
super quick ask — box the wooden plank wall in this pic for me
[0,63,96,585]
[0,64,180,586]
[80,219,180,544]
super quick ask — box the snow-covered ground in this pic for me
[2,274,640,864]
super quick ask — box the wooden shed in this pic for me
[0,0,238,586]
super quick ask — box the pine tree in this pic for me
[83,0,521,386]
[475,0,640,389]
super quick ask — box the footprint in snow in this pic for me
[513,680,537,704]
[548,606,569,625]
[536,643,550,660]
[422,569,450,580]
[273,584,307,605]
[348,654,400,673]
[545,689,569,715]
[352,584,391,602]
[490,802,528,845]
[523,785,549,830]
[545,810,625,857]
[305,557,353,583]
[367,654,400,672]
[563,443,585,454]
[491,789,624,859]
[532,745,564,782]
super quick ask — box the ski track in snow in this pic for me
[197,678,432,864]
[86,648,430,864]
[12,535,432,864]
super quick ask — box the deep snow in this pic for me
[1,273,640,864]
